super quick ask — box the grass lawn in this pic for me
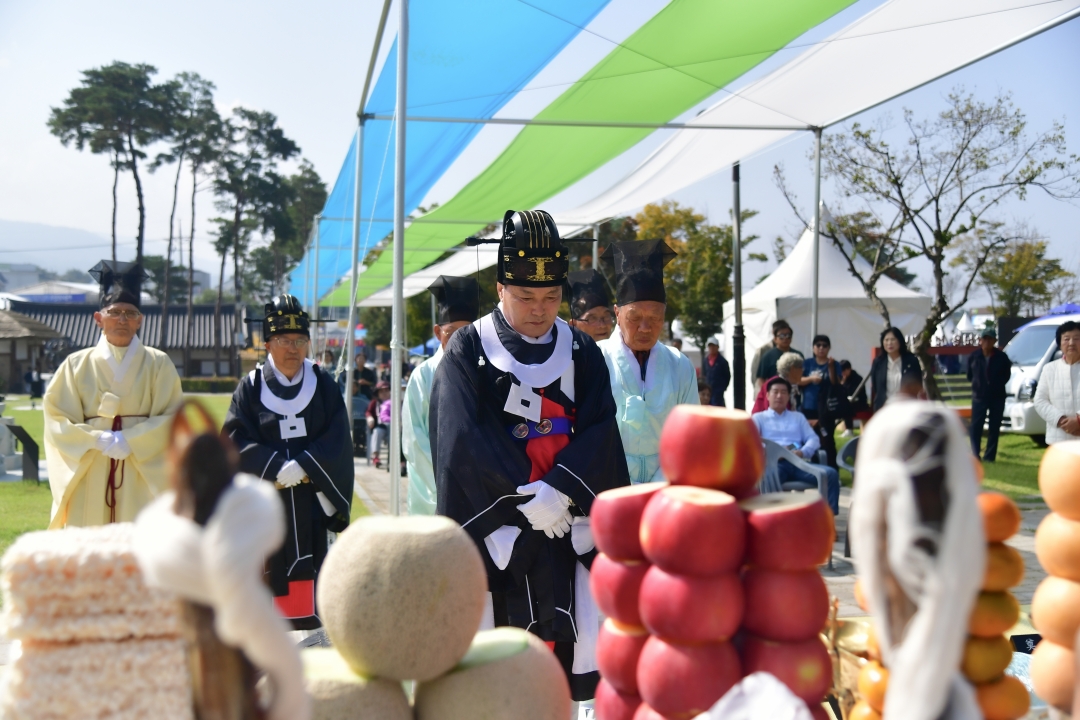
[0,481,52,558]
[834,426,1045,502]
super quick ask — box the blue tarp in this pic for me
[409,337,438,356]
[291,0,612,302]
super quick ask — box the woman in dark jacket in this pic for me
[869,327,921,411]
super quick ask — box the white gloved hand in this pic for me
[95,431,115,453]
[571,517,594,555]
[516,482,572,539]
[277,460,306,488]
[103,431,132,460]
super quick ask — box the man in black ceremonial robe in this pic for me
[430,210,630,701]
[223,294,354,631]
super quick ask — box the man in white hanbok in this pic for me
[402,276,479,515]
[598,240,698,484]
[44,261,183,528]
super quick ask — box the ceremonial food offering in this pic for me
[317,515,486,682]
[591,483,668,561]
[596,620,648,696]
[594,679,642,720]
[302,647,412,720]
[657,405,764,494]
[740,634,832,705]
[1037,440,1080,519]
[414,627,571,720]
[635,636,741,719]
[590,553,649,629]
[639,486,745,576]
[637,567,743,643]
[739,494,832,571]
[740,567,829,642]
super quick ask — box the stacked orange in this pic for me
[968,492,1029,720]
[1030,442,1080,711]
[592,406,839,719]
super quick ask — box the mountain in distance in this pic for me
[0,218,126,273]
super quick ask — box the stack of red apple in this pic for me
[590,406,834,720]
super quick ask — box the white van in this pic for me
[1003,312,1080,446]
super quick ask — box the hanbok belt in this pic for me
[508,417,572,441]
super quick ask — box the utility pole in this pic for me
[732,162,745,410]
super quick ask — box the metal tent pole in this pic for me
[389,0,408,516]
[313,215,322,357]
[811,128,822,340]
[430,294,437,357]
[732,162,745,411]
[344,129,364,433]
[592,222,600,270]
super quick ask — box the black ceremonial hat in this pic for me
[428,275,480,324]
[88,260,148,309]
[263,294,310,338]
[497,210,569,288]
[601,239,677,305]
[567,269,612,319]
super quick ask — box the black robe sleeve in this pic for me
[224,367,354,533]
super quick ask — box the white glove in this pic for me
[516,482,572,539]
[571,517,594,555]
[277,460,306,488]
[103,431,131,460]
[95,431,115,453]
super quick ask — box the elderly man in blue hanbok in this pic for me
[401,275,479,515]
[598,240,698,484]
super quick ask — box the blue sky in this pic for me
[0,0,1076,306]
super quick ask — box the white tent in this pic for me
[721,221,931,407]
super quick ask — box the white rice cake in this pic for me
[2,638,193,720]
[1,524,182,642]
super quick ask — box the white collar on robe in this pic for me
[474,307,572,390]
[254,358,318,416]
[96,334,142,385]
[614,331,660,394]
[265,353,303,387]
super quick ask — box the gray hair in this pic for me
[776,351,804,379]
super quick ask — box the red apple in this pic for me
[595,678,642,720]
[597,619,649,695]
[741,634,832,705]
[632,704,668,720]
[741,494,832,571]
[590,553,649,629]
[639,486,746,576]
[809,704,830,720]
[592,483,669,561]
[742,567,829,642]
[639,567,743,643]
[659,405,764,494]
[636,636,741,720]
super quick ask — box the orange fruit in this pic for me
[1038,441,1080,520]
[978,492,1021,542]
[969,591,1021,638]
[1031,575,1080,648]
[961,634,1014,683]
[1030,639,1075,711]
[848,699,882,720]
[983,543,1025,591]
[1035,512,1080,582]
[857,660,889,713]
[854,578,869,613]
[866,624,880,661]
[975,674,1031,720]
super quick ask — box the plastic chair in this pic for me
[836,436,860,558]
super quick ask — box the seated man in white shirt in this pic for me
[751,376,840,515]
